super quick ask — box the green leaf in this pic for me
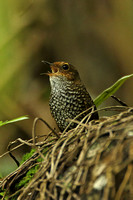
[94,74,133,107]
[0,116,29,127]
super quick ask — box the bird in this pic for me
[44,61,99,132]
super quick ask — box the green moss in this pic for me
[20,148,36,164]
[15,165,39,190]
[15,147,48,190]
[20,147,48,164]
[0,190,9,200]
[0,147,48,200]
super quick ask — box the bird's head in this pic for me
[43,61,80,82]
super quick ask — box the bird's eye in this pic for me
[62,64,69,70]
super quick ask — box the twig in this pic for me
[32,117,60,142]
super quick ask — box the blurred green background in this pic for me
[0,0,133,176]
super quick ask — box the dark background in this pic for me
[0,0,133,176]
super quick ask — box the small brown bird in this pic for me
[45,61,98,132]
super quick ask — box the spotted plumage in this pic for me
[45,61,98,131]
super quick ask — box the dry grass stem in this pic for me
[0,106,133,199]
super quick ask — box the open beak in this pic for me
[41,60,59,76]
[47,66,59,76]
[50,66,59,73]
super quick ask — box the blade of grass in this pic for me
[94,74,133,107]
[0,116,29,127]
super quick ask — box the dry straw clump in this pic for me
[1,106,133,200]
